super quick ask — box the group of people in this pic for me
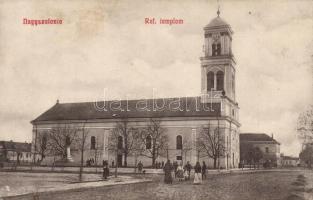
[103,159,208,184]
[154,161,164,169]
[86,158,96,166]
[163,160,207,184]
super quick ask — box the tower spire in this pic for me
[217,0,220,17]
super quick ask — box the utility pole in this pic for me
[115,141,118,178]
[217,116,220,172]
[31,125,38,171]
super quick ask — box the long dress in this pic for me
[176,166,184,181]
[193,164,202,184]
[163,162,173,184]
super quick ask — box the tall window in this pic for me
[207,71,214,91]
[90,136,96,150]
[212,43,221,56]
[42,135,47,150]
[118,136,123,149]
[146,136,152,149]
[65,136,71,146]
[176,135,182,150]
[265,147,269,153]
[216,71,224,91]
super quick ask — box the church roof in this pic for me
[205,16,230,29]
[32,97,221,123]
[240,133,280,144]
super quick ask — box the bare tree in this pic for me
[108,119,145,168]
[78,122,89,181]
[46,125,80,161]
[139,118,169,167]
[299,143,313,168]
[297,105,313,146]
[107,119,137,167]
[197,122,225,169]
[34,132,49,163]
[129,128,146,172]
[181,139,192,165]
[242,144,263,169]
[108,127,122,177]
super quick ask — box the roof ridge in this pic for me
[56,96,202,105]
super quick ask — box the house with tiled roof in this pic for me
[240,133,281,167]
[281,155,299,167]
[0,141,32,164]
[31,12,241,169]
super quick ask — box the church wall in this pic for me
[32,117,240,168]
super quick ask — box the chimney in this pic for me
[56,99,59,104]
[271,133,274,139]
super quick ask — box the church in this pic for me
[31,12,240,169]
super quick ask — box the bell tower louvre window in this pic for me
[212,43,221,56]
[216,71,224,91]
[207,71,214,91]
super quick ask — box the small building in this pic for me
[240,133,281,167]
[0,141,32,164]
[281,155,299,167]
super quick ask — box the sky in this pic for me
[0,0,312,156]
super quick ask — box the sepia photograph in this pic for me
[0,0,312,199]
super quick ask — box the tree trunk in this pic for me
[213,157,217,169]
[115,150,118,178]
[79,145,84,182]
[152,155,156,167]
[124,152,128,167]
[134,153,138,173]
[152,146,156,168]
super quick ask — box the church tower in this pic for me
[200,10,239,121]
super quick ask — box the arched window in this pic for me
[146,135,151,149]
[176,135,182,150]
[217,43,221,55]
[118,136,123,149]
[212,44,216,56]
[207,71,214,91]
[90,136,96,150]
[212,43,221,56]
[216,71,224,91]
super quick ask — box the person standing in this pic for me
[103,160,109,180]
[184,161,192,180]
[201,161,207,180]
[137,161,143,173]
[173,161,178,178]
[193,161,202,184]
[176,163,184,181]
[163,160,173,184]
